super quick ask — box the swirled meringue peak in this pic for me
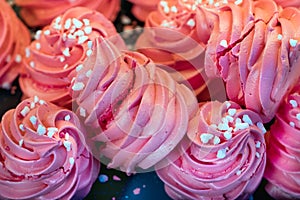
[0,96,100,200]
[204,0,300,122]
[136,0,226,101]
[70,36,198,174]
[0,0,30,89]
[19,7,126,109]
[156,101,267,200]
[264,85,300,199]
[15,0,120,27]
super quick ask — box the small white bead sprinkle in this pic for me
[234,0,243,5]
[200,133,214,144]
[30,102,35,109]
[30,115,38,125]
[218,122,230,131]
[225,115,234,123]
[59,56,65,63]
[225,101,231,109]
[87,41,93,49]
[65,132,70,140]
[35,42,41,50]
[290,121,295,127]
[84,26,92,35]
[25,48,30,58]
[234,122,249,131]
[47,127,58,138]
[213,136,221,145]
[15,54,22,63]
[224,131,232,140]
[55,16,61,24]
[186,19,196,27]
[20,106,30,117]
[255,141,261,148]
[228,108,236,116]
[34,96,39,103]
[86,49,93,57]
[63,64,69,70]
[34,30,42,40]
[220,39,228,48]
[64,115,71,121]
[19,139,24,147]
[277,34,283,40]
[78,35,89,44]
[37,124,46,135]
[289,39,298,47]
[30,61,35,68]
[170,5,178,13]
[64,19,72,30]
[83,19,90,26]
[76,64,83,72]
[255,152,260,158]
[80,107,86,117]
[72,18,83,29]
[39,100,46,105]
[217,149,226,159]
[64,141,72,151]
[19,124,25,131]
[67,34,76,40]
[289,99,298,108]
[72,82,85,91]
[44,30,51,35]
[236,170,242,176]
[296,113,300,121]
[63,48,71,57]
[160,1,168,7]
[69,157,75,165]
[242,114,253,125]
[74,30,84,37]
[256,122,266,134]
[86,69,93,77]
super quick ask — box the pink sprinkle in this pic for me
[113,175,121,181]
[133,188,141,195]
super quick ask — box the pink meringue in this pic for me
[15,0,120,27]
[0,0,30,89]
[156,101,266,200]
[0,96,100,199]
[70,37,198,174]
[264,85,300,199]
[19,7,126,108]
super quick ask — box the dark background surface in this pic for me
[2,0,277,199]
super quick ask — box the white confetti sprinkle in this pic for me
[163,6,170,13]
[86,49,93,57]
[186,19,196,27]
[170,5,178,13]
[160,0,168,7]
[228,108,236,116]
[47,127,58,138]
[214,2,220,6]
[55,16,61,24]
[72,18,83,29]
[234,122,249,131]
[20,106,30,117]
[289,100,298,108]
[64,115,71,121]
[65,132,70,140]
[84,26,92,35]
[200,133,214,144]
[296,113,300,121]
[64,19,72,30]
[225,115,234,123]
[255,141,261,148]
[218,122,230,131]
[72,82,85,91]
[208,0,214,5]
[242,114,253,125]
[87,41,93,49]
[76,64,83,72]
[63,48,71,57]
[220,39,228,48]
[289,39,298,47]
[83,19,90,26]
[255,152,260,158]
[74,30,84,37]
[78,35,89,44]
[64,141,72,151]
[44,30,51,35]
[37,124,46,135]
[213,136,221,145]
[63,64,69,69]
[80,107,86,117]
[30,115,37,125]
[19,124,25,131]
[30,102,35,109]
[223,131,232,140]
[15,54,22,63]
[67,34,76,40]
[217,149,226,159]
[69,157,75,165]
[277,34,283,40]
[34,96,39,103]
[19,139,24,147]
[257,122,266,134]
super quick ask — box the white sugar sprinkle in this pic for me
[19,139,24,147]
[64,19,72,30]
[30,61,35,68]
[34,96,39,103]
[64,115,71,121]
[257,122,266,134]
[35,30,42,40]
[213,136,221,145]
[289,99,298,108]
[72,82,85,91]
[228,108,236,116]
[30,115,37,125]
[224,131,232,140]
[44,30,51,35]
[255,141,261,148]
[64,141,72,151]
[47,127,58,138]
[83,19,90,26]
[78,35,89,44]
[255,152,260,158]
[55,16,61,24]
[225,101,231,109]
[217,149,226,159]
[289,39,298,47]
[15,54,22,63]
[37,124,46,135]
[80,107,86,117]
[74,30,84,37]
[25,48,30,58]
[39,100,46,105]
[67,34,76,40]
[225,115,234,123]
[19,124,25,131]
[76,64,83,72]
[218,122,230,131]
[234,0,243,5]
[170,5,178,13]
[208,0,214,5]
[59,56,65,63]
[186,19,196,27]
[87,41,93,49]
[86,69,93,77]
[35,42,41,50]
[72,18,83,29]
[69,157,75,165]
[30,102,35,109]
[84,26,92,35]
[63,64,69,70]
[220,39,228,48]
[236,170,242,176]
[160,0,168,7]
[235,122,249,131]
[290,121,295,127]
[163,6,170,13]
[296,113,300,121]
[65,132,70,140]
[242,114,253,125]
[277,34,283,40]
[200,133,214,144]
[86,49,93,57]
[63,48,71,57]
[20,106,30,117]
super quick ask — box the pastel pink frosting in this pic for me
[70,37,198,174]
[19,7,126,109]
[0,0,30,89]
[15,0,120,27]
[274,0,300,8]
[0,97,100,200]
[127,0,160,22]
[264,86,300,199]
[136,0,220,101]
[204,0,300,122]
[156,101,266,200]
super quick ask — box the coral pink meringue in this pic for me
[156,101,267,200]
[0,96,100,200]
[70,37,198,174]
[19,7,126,109]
